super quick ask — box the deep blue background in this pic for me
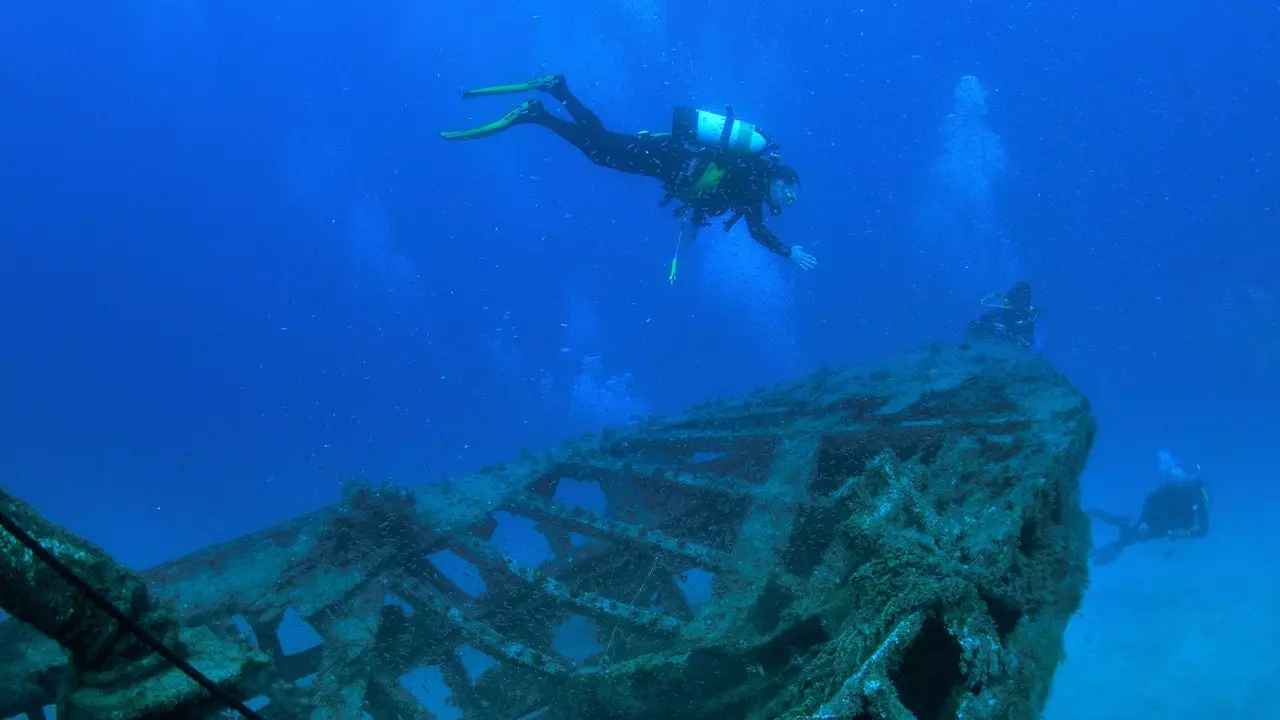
[0,0,1276,567]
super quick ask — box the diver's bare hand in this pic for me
[790,246,818,270]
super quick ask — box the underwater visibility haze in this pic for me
[0,0,1277,718]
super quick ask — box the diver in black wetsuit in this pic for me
[966,282,1039,348]
[440,75,817,270]
[1088,477,1210,565]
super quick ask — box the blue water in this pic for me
[1,1,1277,717]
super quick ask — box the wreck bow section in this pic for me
[0,342,1094,720]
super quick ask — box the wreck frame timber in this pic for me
[0,342,1094,720]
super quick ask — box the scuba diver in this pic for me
[1088,475,1210,565]
[440,75,817,273]
[966,281,1039,348]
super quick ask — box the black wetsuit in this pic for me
[1089,479,1210,565]
[966,283,1038,348]
[966,307,1037,348]
[527,86,793,258]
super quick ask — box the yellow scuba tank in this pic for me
[672,106,768,154]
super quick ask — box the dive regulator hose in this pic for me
[0,508,266,720]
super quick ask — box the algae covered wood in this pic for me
[0,341,1094,720]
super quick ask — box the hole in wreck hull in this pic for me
[1019,518,1041,555]
[890,615,966,720]
[748,581,795,636]
[982,593,1023,643]
[782,505,843,578]
[745,614,830,674]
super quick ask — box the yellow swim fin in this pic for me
[440,100,542,141]
[461,75,563,99]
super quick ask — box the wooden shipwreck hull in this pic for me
[0,342,1094,720]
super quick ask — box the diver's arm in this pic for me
[681,217,700,244]
[680,209,709,244]
[743,205,792,258]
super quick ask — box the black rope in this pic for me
[0,508,265,720]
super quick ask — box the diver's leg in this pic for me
[1091,520,1144,564]
[438,97,638,167]
[532,111,682,181]
[536,76,607,133]
[459,75,563,99]
[1086,508,1131,528]
[443,76,684,180]
[438,97,651,174]
[459,74,606,132]
[528,76,685,179]
[440,99,549,141]
[1090,539,1128,565]
[442,74,575,141]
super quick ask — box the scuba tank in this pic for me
[672,105,769,154]
[658,105,779,240]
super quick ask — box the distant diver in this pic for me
[966,281,1039,348]
[1088,475,1210,565]
[440,75,817,275]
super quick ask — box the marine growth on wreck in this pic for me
[0,341,1094,720]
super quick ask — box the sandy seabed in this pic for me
[1043,510,1280,720]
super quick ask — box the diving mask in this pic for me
[769,177,800,207]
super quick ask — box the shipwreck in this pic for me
[0,341,1094,720]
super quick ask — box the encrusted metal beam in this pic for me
[391,574,569,677]
[453,536,683,635]
[546,460,757,500]
[810,613,925,720]
[511,492,733,570]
